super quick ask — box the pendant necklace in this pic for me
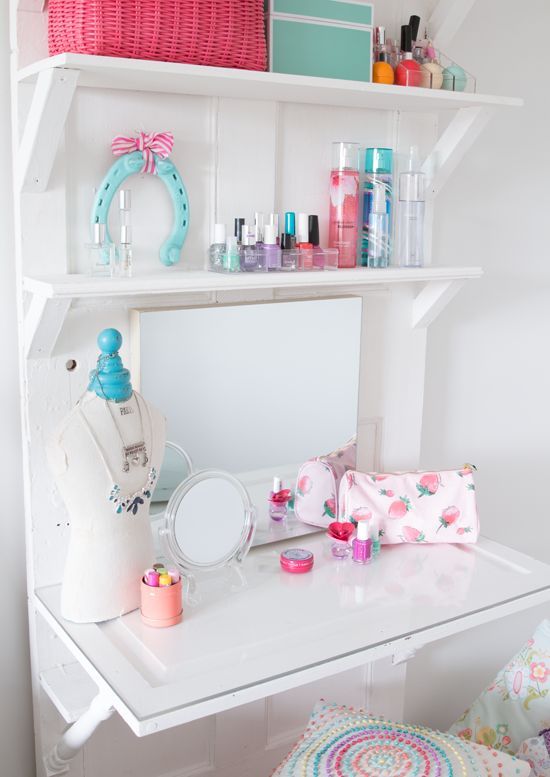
[77,391,158,517]
[104,392,149,473]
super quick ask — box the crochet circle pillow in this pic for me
[272,702,530,777]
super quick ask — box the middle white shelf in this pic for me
[23,266,482,359]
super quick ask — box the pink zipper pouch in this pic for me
[338,466,479,544]
[294,438,356,528]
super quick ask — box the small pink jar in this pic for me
[140,578,183,628]
[280,549,314,574]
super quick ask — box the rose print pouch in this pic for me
[338,465,479,544]
[294,437,356,528]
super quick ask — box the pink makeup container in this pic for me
[140,578,183,628]
[280,548,314,574]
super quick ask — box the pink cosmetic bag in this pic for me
[294,438,356,528]
[338,466,479,544]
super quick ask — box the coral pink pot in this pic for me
[140,578,183,628]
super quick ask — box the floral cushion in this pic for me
[516,729,550,775]
[272,702,530,776]
[449,620,550,754]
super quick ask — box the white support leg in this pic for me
[422,107,494,197]
[428,0,479,52]
[44,694,115,776]
[17,67,79,193]
[24,294,71,359]
[412,279,465,329]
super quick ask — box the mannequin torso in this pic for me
[47,390,166,623]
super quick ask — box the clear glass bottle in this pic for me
[398,148,426,267]
[328,142,360,268]
[119,225,133,278]
[87,223,113,277]
[208,223,226,272]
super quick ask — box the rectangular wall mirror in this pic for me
[137,297,362,545]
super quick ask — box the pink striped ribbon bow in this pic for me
[111,131,174,174]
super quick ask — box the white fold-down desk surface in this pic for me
[35,535,550,736]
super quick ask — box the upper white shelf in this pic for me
[18,54,523,112]
[24,266,482,301]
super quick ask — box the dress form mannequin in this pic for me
[47,329,166,623]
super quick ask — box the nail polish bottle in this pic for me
[296,212,313,269]
[208,223,226,271]
[260,224,281,271]
[269,213,280,244]
[234,217,245,244]
[396,25,422,87]
[254,212,265,244]
[308,215,320,247]
[352,519,372,564]
[281,233,296,250]
[329,141,360,268]
[223,235,240,272]
[397,146,426,267]
[284,211,296,238]
[269,477,290,521]
[239,224,259,272]
[370,515,381,557]
[372,26,395,85]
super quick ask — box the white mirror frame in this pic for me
[150,440,194,519]
[161,469,256,572]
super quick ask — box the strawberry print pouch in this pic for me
[294,437,356,528]
[338,465,479,544]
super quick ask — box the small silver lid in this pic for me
[120,224,132,244]
[92,223,106,245]
[374,26,386,46]
[119,189,131,210]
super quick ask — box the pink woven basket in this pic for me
[48,0,267,71]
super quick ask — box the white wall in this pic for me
[0,4,35,777]
[406,0,550,730]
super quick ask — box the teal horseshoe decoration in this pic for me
[91,147,189,267]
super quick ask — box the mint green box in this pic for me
[267,2,373,83]
[271,0,373,27]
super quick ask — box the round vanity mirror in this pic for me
[150,441,194,518]
[163,470,256,571]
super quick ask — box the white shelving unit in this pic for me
[11,6,536,777]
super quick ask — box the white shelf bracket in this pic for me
[17,67,79,193]
[422,106,494,198]
[24,294,71,359]
[412,279,465,329]
[428,0,479,52]
[44,693,115,776]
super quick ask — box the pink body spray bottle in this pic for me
[329,142,360,268]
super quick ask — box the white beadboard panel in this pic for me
[277,103,393,249]
[266,666,370,750]
[214,699,267,769]
[65,89,215,274]
[87,712,214,777]
[215,98,278,233]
